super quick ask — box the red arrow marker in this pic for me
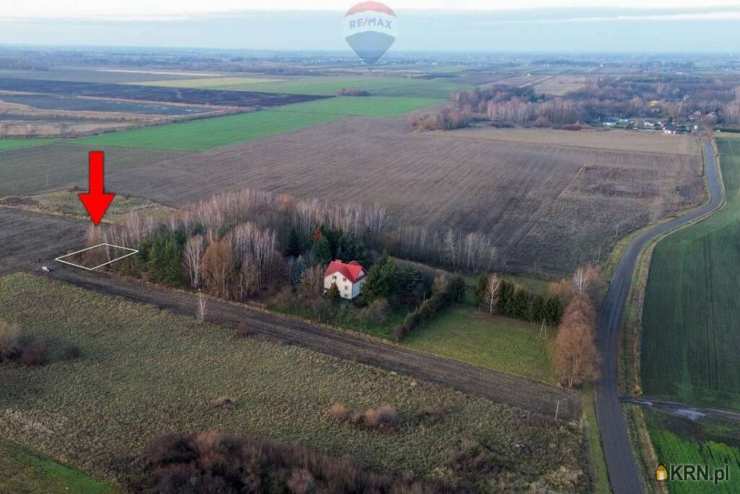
[78,151,115,225]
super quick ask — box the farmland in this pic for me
[0,138,54,151]
[0,273,588,492]
[75,96,442,151]
[0,76,332,137]
[107,120,705,275]
[0,440,115,494]
[0,209,85,274]
[0,78,326,108]
[642,138,740,410]
[137,74,471,98]
[646,412,740,494]
[0,144,189,196]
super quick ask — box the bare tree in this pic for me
[554,295,600,388]
[183,234,206,289]
[486,274,501,314]
[202,239,234,299]
[197,290,207,323]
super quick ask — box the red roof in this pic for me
[346,1,396,17]
[325,260,366,283]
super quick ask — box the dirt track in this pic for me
[47,265,581,421]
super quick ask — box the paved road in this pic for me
[46,265,581,421]
[596,140,725,494]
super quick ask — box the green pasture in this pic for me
[642,138,740,409]
[0,138,54,152]
[75,96,442,151]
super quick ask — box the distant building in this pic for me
[324,260,367,300]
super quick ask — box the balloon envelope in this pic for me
[343,2,397,65]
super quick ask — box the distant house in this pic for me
[324,260,367,300]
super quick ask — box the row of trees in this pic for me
[470,265,602,389]
[95,187,499,283]
[411,75,740,131]
[473,274,564,327]
[552,265,603,388]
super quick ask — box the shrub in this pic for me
[61,344,82,360]
[287,468,316,494]
[134,432,455,493]
[236,321,250,338]
[363,405,399,430]
[361,298,390,326]
[20,339,48,367]
[393,274,464,341]
[210,397,237,409]
[0,320,20,360]
[327,402,351,421]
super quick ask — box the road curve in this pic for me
[596,140,725,494]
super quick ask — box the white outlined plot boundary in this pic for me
[55,243,139,271]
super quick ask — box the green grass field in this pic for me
[137,75,470,98]
[646,413,740,494]
[0,273,584,490]
[0,440,116,494]
[641,138,740,409]
[75,96,442,151]
[404,306,555,384]
[0,138,54,152]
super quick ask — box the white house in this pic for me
[324,260,367,300]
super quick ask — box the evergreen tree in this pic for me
[362,257,398,303]
[473,274,488,308]
[529,294,547,323]
[545,296,564,326]
[285,228,304,258]
[327,283,341,302]
[497,280,515,316]
[312,236,333,265]
[511,289,530,320]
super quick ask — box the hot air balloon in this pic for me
[343,2,397,65]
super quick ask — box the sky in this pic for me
[3,0,740,18]
[0,2,739,53]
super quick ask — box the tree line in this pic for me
[409,75,740,130]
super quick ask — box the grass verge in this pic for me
[581,387,611,494]
[0,439,116,494]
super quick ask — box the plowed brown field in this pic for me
[105,119,704,275]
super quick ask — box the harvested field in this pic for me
[139,75,471,98]
[0,78,327,108]
[0,190,173,223]
[0,144,192,197]
[108,119,704,275]
[0,209,85,273]
[0,93,214,115]
[447,127,701,156]
[0,273,588,491]
[0,90,236,137]
[0,68,206,84]
[533,75,588,96]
